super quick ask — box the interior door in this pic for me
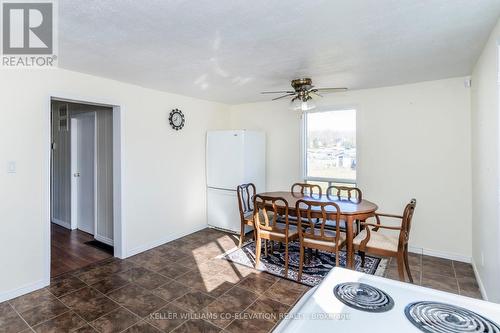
[71,112,96,235]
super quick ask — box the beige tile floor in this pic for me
[0,228,482,333]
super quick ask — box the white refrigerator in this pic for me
[206,130,266,233]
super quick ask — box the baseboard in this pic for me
[0,279,48,303]
[125,225,207,258]
[471,259,489,301]
[51,218,71,229]
[94,235,114,246]
[408,246,472,263]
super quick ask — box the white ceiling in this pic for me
[59,0,500,104]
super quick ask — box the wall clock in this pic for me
[169,108,185,130]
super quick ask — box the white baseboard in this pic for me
[125,225,207,258]
[94,235,114,246]
[471,259,489,301]
[0,279,48,303]
[51,218,71,229]
[408,246,472,263]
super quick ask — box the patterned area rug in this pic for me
[220,241,387,287]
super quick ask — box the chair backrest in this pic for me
[296,199,342,244]
[326,185,362,203]
[291,183,322,196]
[253,194,289,234]
[237,183,256,222]
[399,199,417,247]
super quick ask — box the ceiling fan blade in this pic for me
[272,93,296,101]
[261,91,295,94]
[311,91,323,98]
[314,87,348,93]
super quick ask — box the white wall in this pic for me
[471,19,500,302]
[0,69,229,301]
[230,77,472,260]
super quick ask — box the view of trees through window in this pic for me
[305,109,356,183]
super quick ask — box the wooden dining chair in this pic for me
[290,183,322,224]
[291,183,322,196]
[323,185,363,232]
[353,199,417,282]
[295,200,347,281]
[237,183,257,247]
[253,194,299,278]
[326,185,362,203]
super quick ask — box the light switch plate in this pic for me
[7,161,16,173]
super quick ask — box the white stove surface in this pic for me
[274,267,500,332]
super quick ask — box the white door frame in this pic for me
[45,94,125,284]
[70,112,97,233]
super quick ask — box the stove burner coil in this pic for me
[405,301,500,333]
[333,282,394,312]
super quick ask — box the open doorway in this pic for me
[50,100,115,277]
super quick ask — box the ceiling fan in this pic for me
[261,78,347,111]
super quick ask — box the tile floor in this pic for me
[0,228,482,333]
[384,251,482,299]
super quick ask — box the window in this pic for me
[303,109,356,189]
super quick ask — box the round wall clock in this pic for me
[169,108,185,130]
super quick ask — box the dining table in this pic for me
[258,191,378,269]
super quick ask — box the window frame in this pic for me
[300,106,358,186]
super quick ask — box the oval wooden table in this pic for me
[258,191,378,269]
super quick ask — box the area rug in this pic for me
[219,241,387,287]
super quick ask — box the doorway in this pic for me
[50,100,114,277]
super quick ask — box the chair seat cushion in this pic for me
[302,227,346,247]
[244,211,274,224]
[353,229,398,252]
[259,223,298,238]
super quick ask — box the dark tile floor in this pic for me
[384,252,482,298]
[0,228,481,333]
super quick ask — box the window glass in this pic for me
[305,109,356,183]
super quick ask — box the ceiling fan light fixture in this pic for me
[262,77,346,111]
[291,95,316,112]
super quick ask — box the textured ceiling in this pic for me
[58,0,500,104]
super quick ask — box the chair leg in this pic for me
[255,236,262,268]
[359,251,366,267]
[397,253,405,282]
[404,245,414,283]
[238,222,245,248]
[298,244,304,282]
[284,240,289,279]
[335,247,340,267]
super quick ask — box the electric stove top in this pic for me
[273,267,500,332]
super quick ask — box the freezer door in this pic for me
[207,187,241,234]
[206,131,245,189]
